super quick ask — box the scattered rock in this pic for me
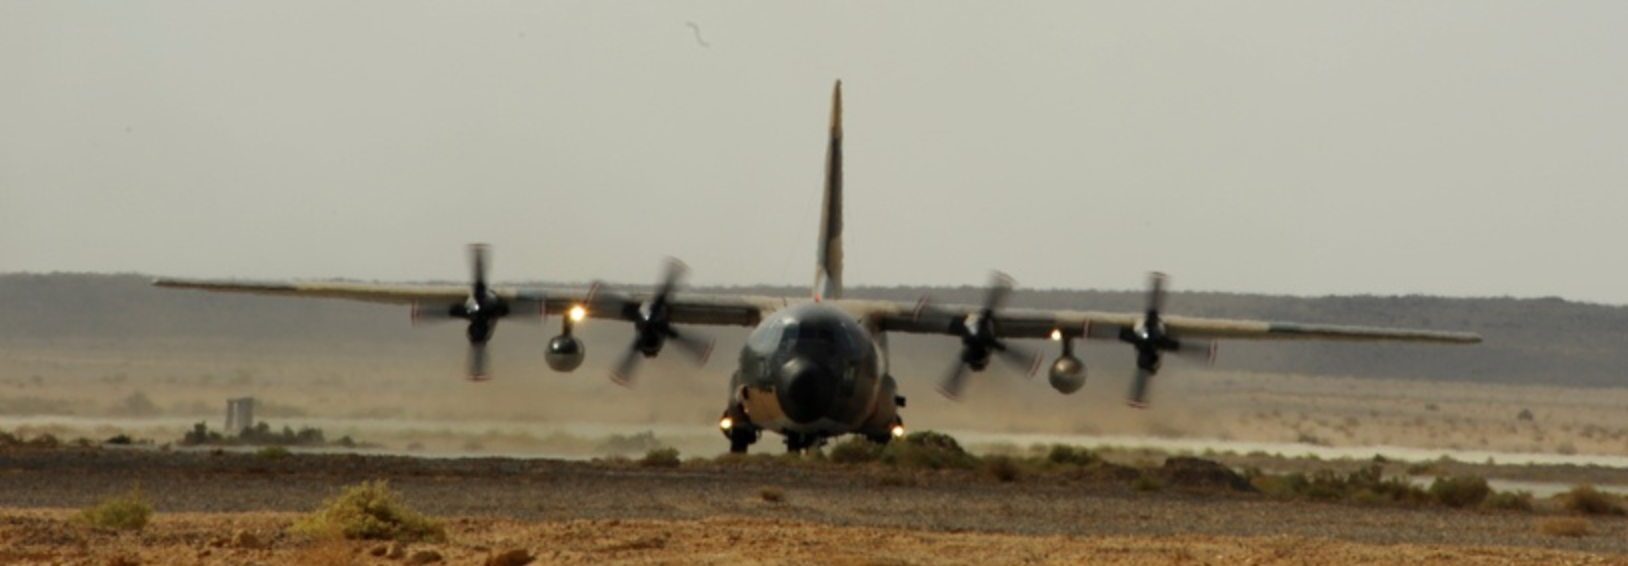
[387,541,408,559]
[485,548,534,566]
[105,555,139,566]
[370,543,389,556]
[406,549,444,564]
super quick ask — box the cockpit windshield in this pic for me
[781,324,839,343]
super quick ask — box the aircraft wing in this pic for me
[873,306,1482,344]
[152,278,471,305]
[152,278,774,327]
[518,289,775,328]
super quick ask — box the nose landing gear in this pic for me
[719,405,760,454]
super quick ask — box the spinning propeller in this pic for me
[596,258,715,386]
[411,244,529,381]
[1119,272,1216,408]
[923,272,1042,400]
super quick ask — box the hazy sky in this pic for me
[4,2,1626,304]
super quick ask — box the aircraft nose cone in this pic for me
[776,357,836,424]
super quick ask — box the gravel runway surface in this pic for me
[4,447,1628,565]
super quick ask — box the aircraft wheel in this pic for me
[727,425,758,454]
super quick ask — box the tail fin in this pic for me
[814,80,844,301]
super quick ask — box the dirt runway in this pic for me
[3,447,1627,565]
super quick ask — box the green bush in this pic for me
[257,446,293,460]
[1045,445,1099,467]
[880,431,977,470]
[640,447,681,468]
[76,487,153,531]
[1481,491,1534,512]
[1250,466,1427,506]
[1429,475,1492,508]
[292,480,444,542]
[1560,485,1625,516]
[828,437,884,464]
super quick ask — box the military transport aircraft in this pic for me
[155,81,1481,453]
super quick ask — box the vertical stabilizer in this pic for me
[814,80,844,301]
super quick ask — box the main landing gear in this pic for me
[783,431,823,453]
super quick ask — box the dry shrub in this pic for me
[1481,491,1534,512]
[1046,445,1099,467]
[758,487,785,503]
[1132,473,1163,493]
[1560,485,1625,516]
[257,446,293,460]
[880,431,977,470]
[1428,475,1491,508]
[828,437,884,464]
[982,455,1022,483]
[1538,517,1591,538]
[75,486,153,531]
[293,480,444,542]
[640,447,681,468]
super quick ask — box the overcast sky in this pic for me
[4,2,1626,304]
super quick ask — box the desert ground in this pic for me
[5,446,1628,566]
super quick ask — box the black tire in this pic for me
[728,426,756,454]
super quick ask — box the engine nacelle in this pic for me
[1048,354,1086,394]
[545,335,586,372]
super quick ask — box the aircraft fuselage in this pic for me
[726,302,900,450]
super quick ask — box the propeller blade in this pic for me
[656,257,688,300]
[983,271,1015,313]
[668,330,716,365]
[937,360,971,401]
[910,294,956,327]
[609,347,642,388]
[995,341,1044,378]
[1146,271,1168,315]
[1127,367,1155,409]
[466,341,491,382]
[470,244,491,297]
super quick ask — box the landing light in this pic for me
[890,424,905,438]
[719,417,734,431]
[569,305,587,322]
[1049,329,1062,341]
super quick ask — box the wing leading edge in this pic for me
[873,306,1480,345]
[151,278,773,328]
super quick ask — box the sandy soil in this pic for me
[5,509,1627,566]
[4,447,1628,565]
